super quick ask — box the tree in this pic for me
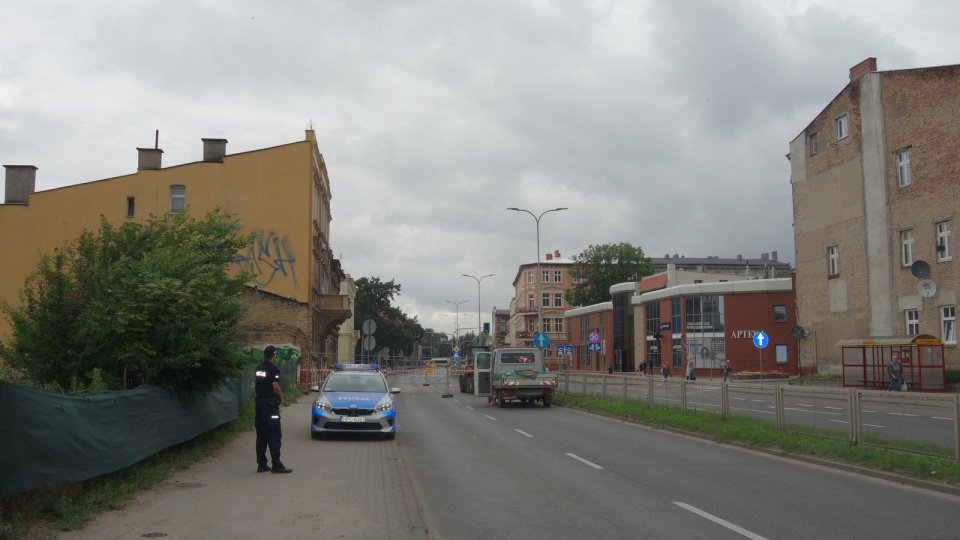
[565,243,654,307]
[0,209,251,397]
[353,277,424,359]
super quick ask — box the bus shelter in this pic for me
[837,334,946,392]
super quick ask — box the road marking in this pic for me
[465,406,474,410]
[674,502,768,540]
[730,407,774,415]
[514,429,534,438]
[863,423,884,428]
[829,420,849,424]
[824,406,843,410]
[783,407,839,415]
[566,453,604,469]
[889,413,918,417]
[931,417,953,421]
[484,415,497,421]
[863,410,877,413]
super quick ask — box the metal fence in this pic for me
[238,360,301,401]
[558,373,960,460]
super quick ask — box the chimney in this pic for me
[202,138,228,162]
[554,250,560,258]
[771,251,778,262]
[137,147,164,170]
[3,165,37,204]
[545,253,553,261]
[849,57,877,81]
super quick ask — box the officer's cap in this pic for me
[263,345,278,358]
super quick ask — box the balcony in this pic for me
[313,293,352,330]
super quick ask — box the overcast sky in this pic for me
[3,0,959,337]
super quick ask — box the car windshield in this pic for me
[324,374,387,393]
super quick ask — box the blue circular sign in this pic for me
[589,331,600,343]
[752,331,769,349]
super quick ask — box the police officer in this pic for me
[255,345,292,473]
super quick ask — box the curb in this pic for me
[558,404,960,498]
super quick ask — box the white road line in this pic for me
[783,407,839,415]
[674,502,768,540]
[863,423,884,428]
[824,406,843,410]
[465,406,474,410]
[514,429,534,438]
[829,419,849,424]
[931,417,953,421]
[484,415,497,421]
[729,407,774,415]
[863,410,877,413]
[889,413,918,417]
[566,453,604,469]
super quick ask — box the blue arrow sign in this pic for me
[588,343,602,353]
[534,332,550,348]
[753,331,769,349]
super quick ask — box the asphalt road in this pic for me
[57,370,960,539]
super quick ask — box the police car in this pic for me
[310,364,400,440]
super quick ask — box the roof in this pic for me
[836,335,943,347]
[638,273,667,292]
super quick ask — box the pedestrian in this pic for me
[608,363,614,375]
[661,360,670,380]
[887,354,903,392]
[723,360,732,383]
[638,362,647,377]
[255,345,292,474]
[686,359,696,381]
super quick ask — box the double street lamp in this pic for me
[445,299,469,355]
[462,273,495,348]
[507,207,567,345]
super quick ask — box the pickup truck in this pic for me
[490,348,557,408]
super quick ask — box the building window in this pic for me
[527,271,534,284]
[554,319,563,333]
[937,221,952,261]
[942,306,956,345]
[169,185,186,213]
[672,337,682,368]
[905,309,919,336]
[901,229,915,266]
[554,293,563,308]
[126,197,135,218]
[541,270,549,283]
[572,276,582,283]
[693,280,703,284]
[541,293,550,307]
[528,293,534,309]
[773,305,786,322]
[834,114,849,140]
[554,270,562,282]
[527,319,536,332]
[827,245,840,277]
[897,149,911,187]
[775,344,788,363]
[808,132,818,156]
[541,318,550,333]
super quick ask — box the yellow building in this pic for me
[0,131,351,386]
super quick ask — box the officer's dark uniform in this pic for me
[255,345,291,473]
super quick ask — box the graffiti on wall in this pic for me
[246,344,301,364]
[235,231,300,290]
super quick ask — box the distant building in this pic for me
[788,58,960,371]
[0,131,352,386]
[507,250,574,364]
[649,253,792,279]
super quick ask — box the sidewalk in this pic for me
[58,396,430,540]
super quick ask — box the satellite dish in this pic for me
[791,325,806,340]
[918,279,937,298]
[911,260,931,278]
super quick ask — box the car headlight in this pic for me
[375,399,394,412]
[314,399,332,412]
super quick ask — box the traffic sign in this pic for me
[534,332,550,348]
[556,344,573,356]
[753,331,769,349]
[587,343,602,353]
[588,331,600,343]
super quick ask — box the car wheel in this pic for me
[498,392,506,408]
[543,395,552,407]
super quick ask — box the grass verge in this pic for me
[0,386,302,540]
[554,393,960,486]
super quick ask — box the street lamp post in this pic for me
[507,207,567,348]
[462,273,495,349]
[445,300,469,355]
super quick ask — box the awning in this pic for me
[836,334,942,346]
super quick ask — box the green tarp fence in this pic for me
[0,380,241,497]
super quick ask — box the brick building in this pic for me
[789,58,960,370]
[507,250,574,358]
[1,131,352,386]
